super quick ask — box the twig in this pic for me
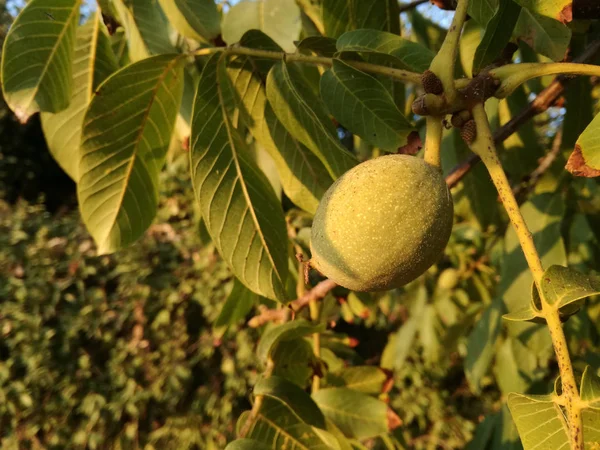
[248,279,338,328]
[398,0,429,13]
[445,39,600,188]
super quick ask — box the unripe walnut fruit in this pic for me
[310,155,454,292]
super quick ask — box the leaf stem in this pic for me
[192,46,423,84]
[309,298,322,392]
[491,62,600,98]
[428,0,470,104]
[469,104,583,450]
[423,116,443,167]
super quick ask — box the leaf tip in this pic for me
[566,145,600,178]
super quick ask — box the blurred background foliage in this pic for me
[1,0,600,449]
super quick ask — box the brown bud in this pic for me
[411,95,429,116]
[460,120,477,144]
[451,110,472,128]
[421,70,444,95]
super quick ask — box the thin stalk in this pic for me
[423,116,443,168]
[193,46,423,84]
[491,62,600,98]
[428,0,470,104]
[309,299,322,392]
[469,104,583,450]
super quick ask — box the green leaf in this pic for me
[1,0,81,122]
[468,0,499,26]
[131,0,176,55]
[502,306,543,323]
[257,320,326,363]
[222,0,301,52]
[214,279,259,329]
[513,0,573,23]
[296,37,339,57]
[78,54,184,254]
[272,339,317,388]
[514,9,571,61]
[238,397,335,450]
[254,376,326,428]
[266,61,357,179]
[408,10,447,53]
[507,393,570,450]
[325,366,390,395]
[224,33,333,214]
[225,439,271,450]
[158,0,221,42]
[567,112,600,177]
[41,13,119,181]
[322,0,400,39]
[580,366,600,404]
[459,20,483,78]
[111,0,149,62]
[320,60,413,152]
[465,297,505,393]
[473,0,521,74]
[190,53,289,302]
[336,29,434,73]
[535,265,600,309]
[311,388,393,440]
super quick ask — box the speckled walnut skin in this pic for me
[310,155,454,292]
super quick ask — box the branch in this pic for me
[445,39,600,188]
[248,279,338,328]
[398,0,429,13]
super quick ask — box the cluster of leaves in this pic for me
[3,0,600,448]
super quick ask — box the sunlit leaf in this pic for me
[514,9,570,61]
[41,13,119,181]
[336,29,434,73]
[190,54,289,302]
[581,366,600,403]
[312,388,395,439]
[225,439,270,450]
[320,60,413,152]
[535,265,600,310]
[1,0,81,122]
[325,366,390,395]
[78,54,184,254]
[257,320,325,363]
[111,0,149,62]
[222,0,301,52]
[158,0,221,42]
[514,0,573,23]
[322,0,400,38]
[131,0,176,55]
[566,112,600,178]
[266,61,357,179]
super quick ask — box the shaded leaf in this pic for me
[502,306,543,323]
[473,0,521,74]
[1,0,80,122]
[567,112,600,177]
[336,29,434,73]
[190,54,289,302]
[222,0,301,52]
[272,339,317,388]
[312,388,394,440]
[215,278,259,329]
[111,0,149,62]
[468,0,499,26]
[257,320,326,363]
[78,54,184,254]
[296,37,339,57]
[580,366,600,403]
[254,376,326,428]
[322,0,400,39]
[536,265,600,309]
[320,60,413,152]
[266,61,357,179]
[225,439,270,450]
[158,0,221,42]
[41,13,119,181]
[131,0,176,55]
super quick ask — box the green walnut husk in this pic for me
[310,154,454,292]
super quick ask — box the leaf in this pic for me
[254,376,326,428]
[225,439,271,450]
[1,0,81,122]
[459,20,483,78]
[296,37,339,57]
[507,393,570,450]
[257,320,326,363]
[502,306,543,323]
[535,265,600,310]
[465,297,505,393]
[131,0,176,55]
[581,366,600,404]
[473,0,521,74]
[566,112,600,178]
[312,388,395,439]
[214,279,259,329]
[41,13,119,181]
[222,0,301,52]
[272,339,317,388]
[111,0,149,62]
[322,0,400,39]
[158,0,221,42]
[266,61,357,180]
[325,366,390,395]
[224,33,333,214]
[190,53,289,302]
[494,337,542,395]
[514,9,571,61]
[319,60,413,152]
[468,0,499,26]
[336,29,434,73]
[514,0,573,23]
[78,54,184,254]
[408,10,447,53]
